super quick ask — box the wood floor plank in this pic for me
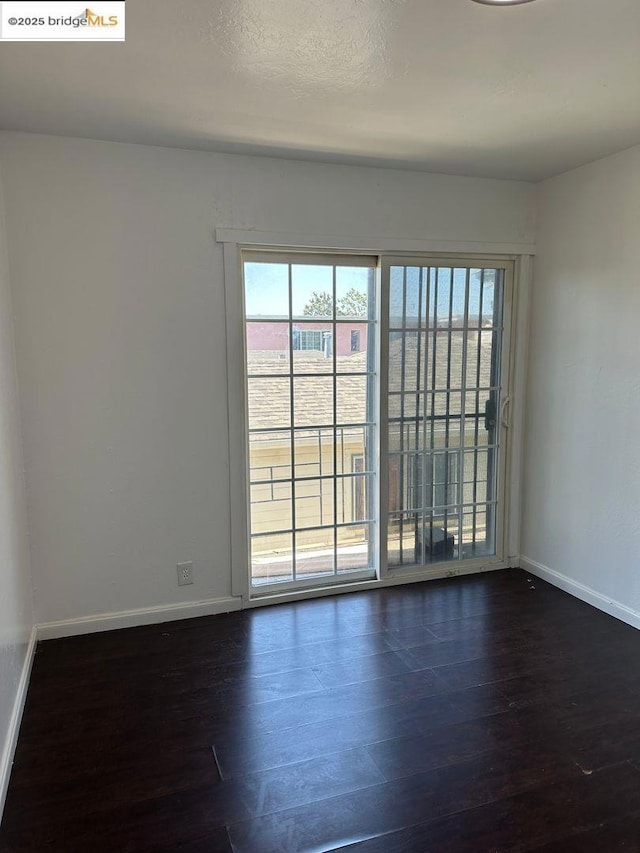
[214,683,510,779]
[332,763,640,853]
[245,631,405,676]
[227,741,588,852]
[365,710,514,780]
[526,807,640,852]
[201,668,444,741]
[4,569,640,853]
[311,649,420,689]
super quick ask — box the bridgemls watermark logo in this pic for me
[1,1,125,40]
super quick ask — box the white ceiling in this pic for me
[1,0,639,181]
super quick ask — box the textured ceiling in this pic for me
[1,0,639,180]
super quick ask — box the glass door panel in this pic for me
[384,263,509,569]
[243,252,377,591]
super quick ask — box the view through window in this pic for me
[244,255,377,587]
[243,252,509,592]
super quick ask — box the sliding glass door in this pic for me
[243,252,377,591]
[382,260,511,573]
[242,250,513,594]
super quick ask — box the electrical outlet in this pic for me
[177,561,193,586]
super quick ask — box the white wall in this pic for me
[0,132,535,629]
[522,144,640,621]
[0,156,34,815]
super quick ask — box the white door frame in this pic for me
[219,229,533,608]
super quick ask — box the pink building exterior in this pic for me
[246,320,369,357]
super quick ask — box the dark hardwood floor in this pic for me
[2,569,640,852]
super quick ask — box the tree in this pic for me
[302,288,368,317]
[302,291,333,316]
[337,288,368,317]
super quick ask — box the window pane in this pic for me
[434,268,453,322]
[389,393,422,422]
[251,532,293,586]
[461,504,495,559]
[245,262,289,317]
[466,330,498,389]
[295,479,334,529]
[293,376,333,426]
[294,428,335,478]
[335,267,374,321]
[425,515,458,563]
[337,427,370,475]
[249,431,292,482]
[336,474,370,524]
[292,265,333,320]
[250,482,292,533]
[447,331,465,389]
[246,322,290,374]
[452,269,468,321]
[337,325,371,373]
[463,449,497,504]
[247,377,291,430]
[388,331,425,393]
[387,513,418,567]
[403,266,423,326]
[336,375,368,425]
[430,451,460,509]
[468,270,483,329]
[388,332,404,392]
[295,527,335,578]
[428,331,464,390]
[292,322,333,374]
[462,389,496,447]
[337,524,371,572]
[389,267,405,327]
[388,420,424,454]
[481,271,498,328]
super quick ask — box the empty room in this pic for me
[1,0,640,850]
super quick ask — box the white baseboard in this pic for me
[37,596,242,640]
[0,627,37,822]
[520,556,640,631]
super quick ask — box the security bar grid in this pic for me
[386,264,504,568]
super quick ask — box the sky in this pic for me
[244,262,497,322]
[244,262,372,317]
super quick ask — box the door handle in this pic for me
[484,398,496,432]
[500,395,511,429]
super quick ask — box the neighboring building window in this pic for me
[292,329,333,356]
[350,330,360,352]
[295,329,323,351]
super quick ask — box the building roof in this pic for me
[247,331,496,432]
